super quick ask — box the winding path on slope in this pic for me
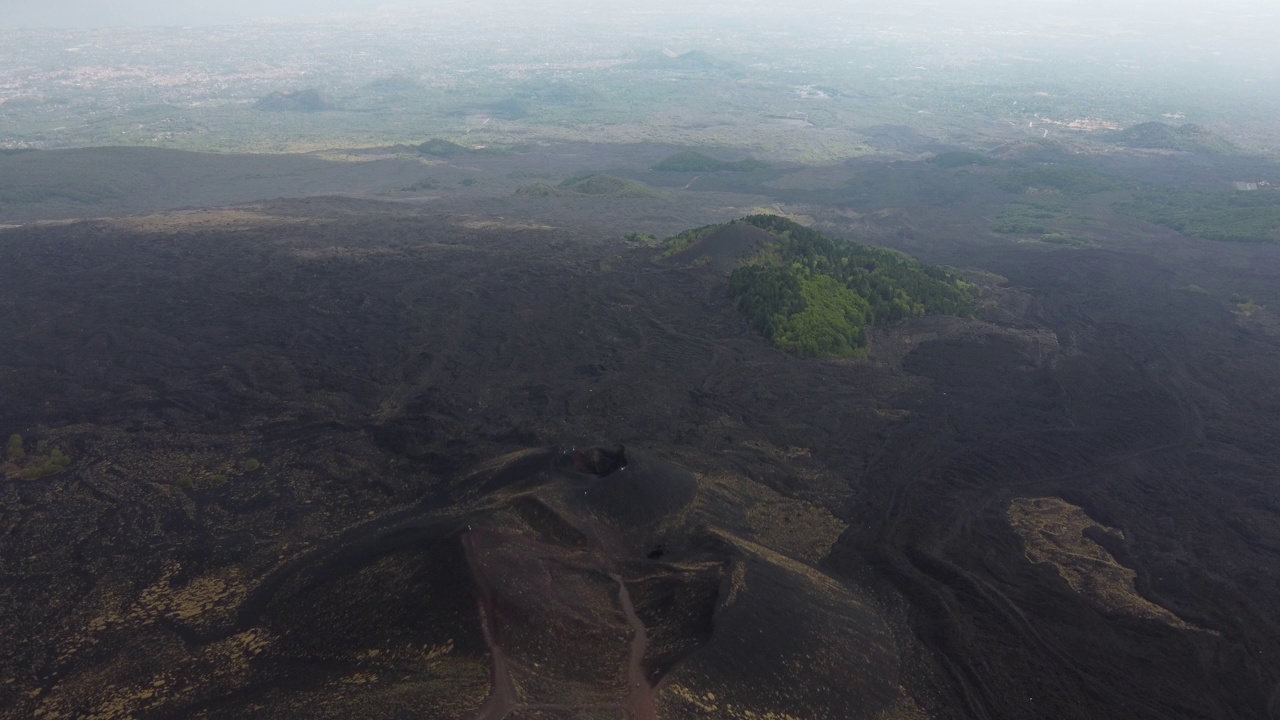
[463,528,658,720]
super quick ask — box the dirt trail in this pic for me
[463,532,519,720]
[613,573,657,720]
[464,528,657,720]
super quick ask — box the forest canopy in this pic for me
[995,166,1118,197]
[651,151,767,172]
[685,216,977,358]
[1115,187,1280,244]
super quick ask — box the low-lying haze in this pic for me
[4,0,1279,37]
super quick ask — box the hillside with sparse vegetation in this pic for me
[665,216,978,357]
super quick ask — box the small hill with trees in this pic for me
[652,151,766,172]
[668,216,977,357]
[1108,122,1237,155]
[662,223,779,272]
[417,138,477,157]
[255,89,335,112]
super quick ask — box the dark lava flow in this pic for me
[4,203,1280,719]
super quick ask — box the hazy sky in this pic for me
[1,0,1277,30]
[0,0,365,27]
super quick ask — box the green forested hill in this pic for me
[1108,122,1238,155]
[691,216,976,357]
[651,151,767,172]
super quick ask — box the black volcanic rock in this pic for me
[4,197,1280,720]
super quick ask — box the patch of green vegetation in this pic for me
[22,448,71,480]
[928,151,995,169]
[244,458,261,471]
[7,434,25,461]
[1231,294,1265,314]
[717,215,977,357]
[652,151,766,172]
[5,435,71,480]
[623,231,658,244]
[1115,187,1280,243]
[1183,284,1210,295]
[416,138,474,157]
[662,223,721,257]
[733,269,870,357]
[996,166,1118,197]
[210,473,229,486]
[1108,122,1237,154]
[459,178,477,187]
[557,174,665,198]
[176,474,194,489]
[992,202,1061,234]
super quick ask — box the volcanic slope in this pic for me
[0,202,934,720]
[3,199,1280,719]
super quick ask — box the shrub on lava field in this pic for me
[20,448,70,479]
[7,434,24,461]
